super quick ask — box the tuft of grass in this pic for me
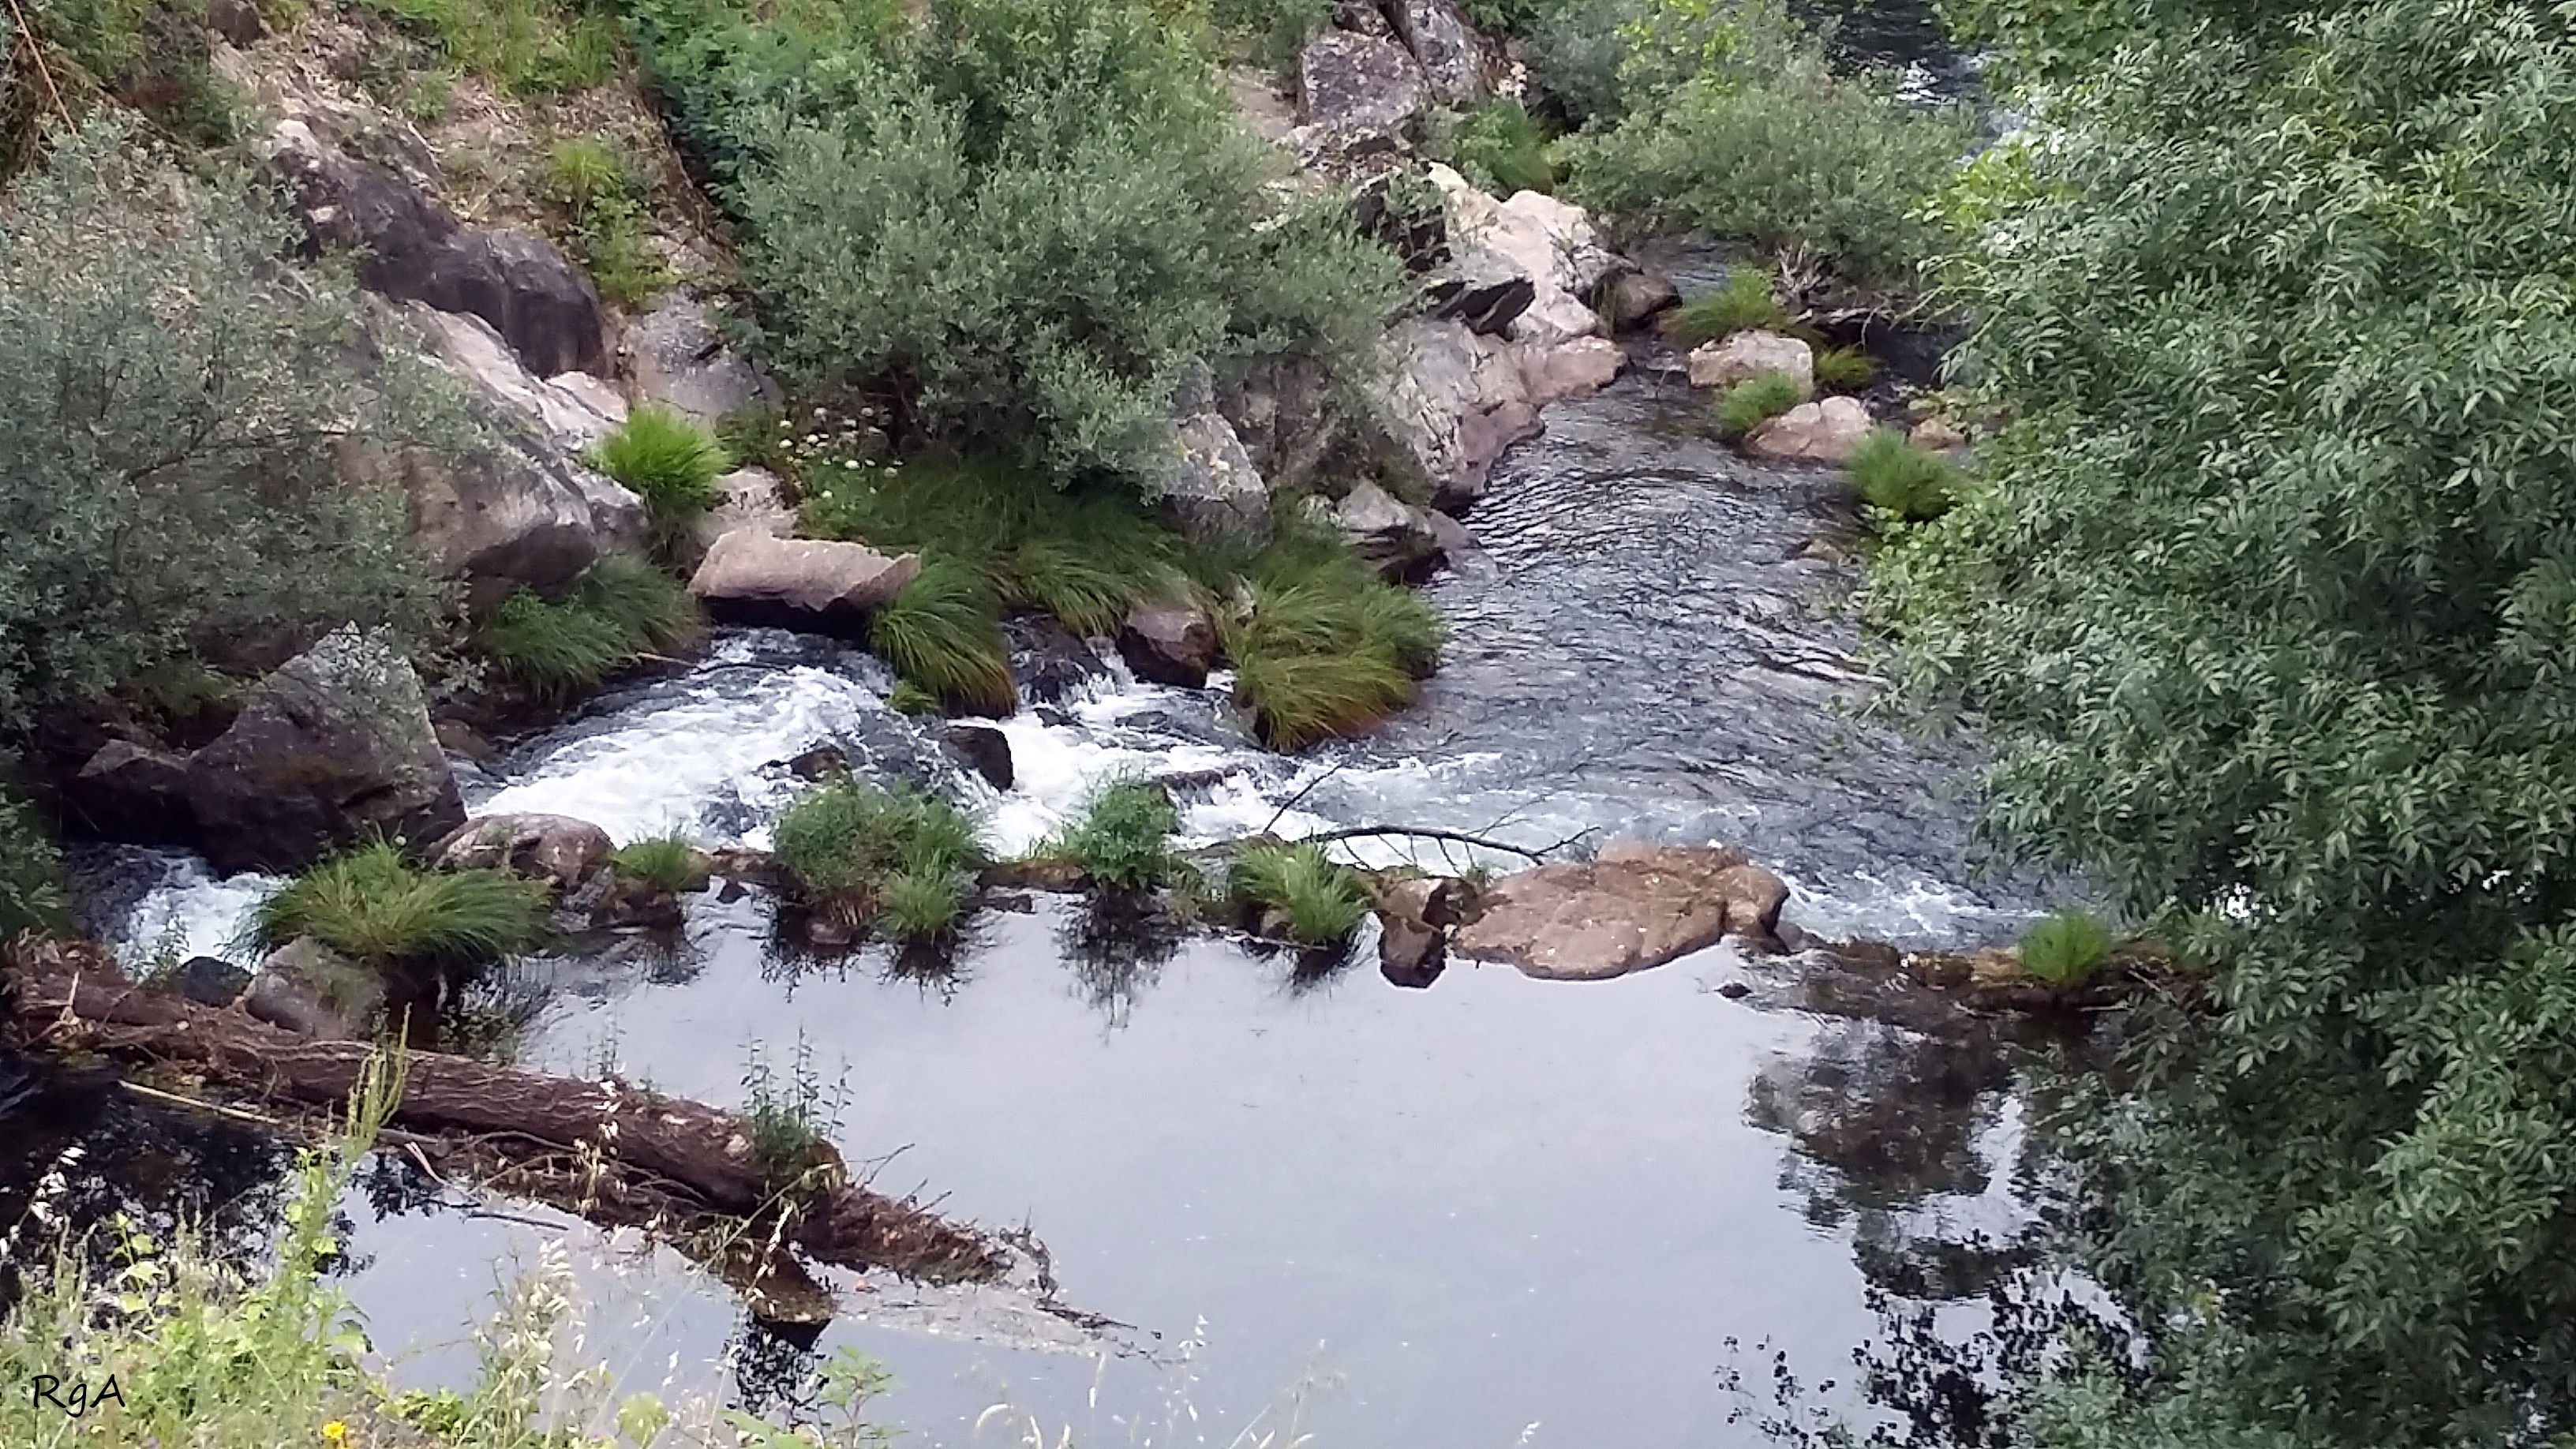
[1228,841,1368,945]
[354,0,620,97]
[574,553,702,651]
[545,137,627,212]
[886,680,943,715]
[1814,345,1878,392]
[740,1032,843,1184]
[611,833,702,893]
[1455,98,1556,197]
[2019,908,2116,987]
[1662,268,1789,349]
[478,557,699,697]
[871,556,1018,715]
[253,841,552,968]
[1216,514,1445,750]
[591,404,730,552]
[1849,430,1964,522]
[1231,649,1417,751]
[1715,371,1807,440]
[1044,779,1182,894]
[878,864,966,941]
[772,780,985,915]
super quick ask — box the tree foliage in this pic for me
[0,122,453,733]
[1876,2,2576,1442]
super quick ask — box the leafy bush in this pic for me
[1813,345,1878,391]
[869,556,1017,716]
[477,557,699,697]
[1713,371,1804,440]
[0,123,451,731]
[2017,908,2114,987]
[0,791,67,940]
[772,780,985,912]
[1046,779,1181,894]
[657,0,1402,478]
[9,0,239,167]
[610,834,703,893]
[253,842,552,968]
[590,405,731,552]
[1228,841,1368,945]
[1556,0,1976,298]
[1208,0,1333,71]
[1454,99,1556,197]
[1848,431,1960,522]
[1661,267,1789,349]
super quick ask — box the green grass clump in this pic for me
[354,0,621,96]
[1231,648,1418,752]
[1814,345,1878,392]
[772,779,985,926]
[1714,371,1807,440]
[1455,98,1556,197]
[1216,517,1446,750]
[545,138,676,310]
[591,404,730,552]
[611,833,702,893]
[1849,431,1964,522]
[2019,908,2116,987]
[253,841,551,968]
[477,556,701,697]
[1661,268,1788,349]
[871,556,1018,715]
[1045,779,1182,894]
[1228,841,1368,945]
[877,864,966,941]
[886,680,942,715]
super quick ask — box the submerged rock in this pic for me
[433,814,615,893]
[1453,842,1787,980]
[944,722,1015,792]
[689,532,921,635]
[185,630,466,874]
[1118,599,1219,688]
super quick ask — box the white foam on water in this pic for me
[113,853,280,970]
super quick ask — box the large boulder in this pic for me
[1157,363,1273,550]
[1297,31,1428,152]
[688,532,921,636]
[1689,331,1815,396]
[354,305,649,608]
[1747,396,1875,464]
[1389,0,1489,106]
[1378,316,1540,512]
[1331,482,1447,581]
[944,723,1015,792]
[185,630,466,874]
[64,740,194,845]
[432,814,615,893]
[626,294,778,426]
[1118,598,1220,688]
[270,120,608,377]
[1430,167,1620,348]
[1518,335,1626,409]
[1453,842,1788,980]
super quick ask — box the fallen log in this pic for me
[4,937,1004,1316]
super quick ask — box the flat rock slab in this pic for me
[690,531,920,635]
[1454,842,1788,980]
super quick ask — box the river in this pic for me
[16,334,2057,1444]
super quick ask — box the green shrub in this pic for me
[1848,430,1961,522]
[1228,841,1368,945]
[354,0,620,97]
[1046,779,1181,894]
[545,138,627,212]
[0,791,67,940]
[253,841,552,968]
[0,123,451,728]
[1455,99,1556,197]
[886,680,942,715]
[611,833,702,893]
[1208,0,1332,70]
[544,138,674,310]
[1813,345,1878,392]
[1662,268,1788,349]
[2018,909,2114,988]
[772,779,985,909]
[673,0,1402,477]
[870,556,1017,716]
[590,405,730,551]
[1713,371,1805,440]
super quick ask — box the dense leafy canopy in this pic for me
[1880,2,2576,1442]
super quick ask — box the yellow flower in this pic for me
[320,1421,349,1445]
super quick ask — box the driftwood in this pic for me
[4,938,1002,1320]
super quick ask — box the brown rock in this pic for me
[1747,396,1875,465]
[1117,598,1219,687]
[1452,842,1788,980]
[945,722,1014,791]
[433,814,615,893]
[979,857,1090,893]
[1602,270,1679,330]
[688,531,921,636]
[1516,335,1626,408]
[1910,417,1968,453]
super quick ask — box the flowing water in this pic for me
[21,358,2061,1446]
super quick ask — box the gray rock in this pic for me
[66,740,194,845]
[205,0,264,45]
[689,531,921,636]
[1747,396,1875,464]
[1389,0,1488,106]
[1006,615,1111,702]
[1378,316,1540,512]
[185,630,466,874]
[688,467,797,558]
[1118,599,1220,688]
[245,937,384,1040]
[1516,335,1625,408]
[627,294,778,425]
[432,813,615,893]
[1297,31,1428,151]
[169,956,251,1009]
[1602,269,1679,331]
[1158,363,1274,550]
[270,120,608,377]
[945,723,1015,792]
[1689,330,1814,395]
[1333,482,1446,581]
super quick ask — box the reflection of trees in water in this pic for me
[1747,1022,2011,1227]
[1057,899,1181,1026]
